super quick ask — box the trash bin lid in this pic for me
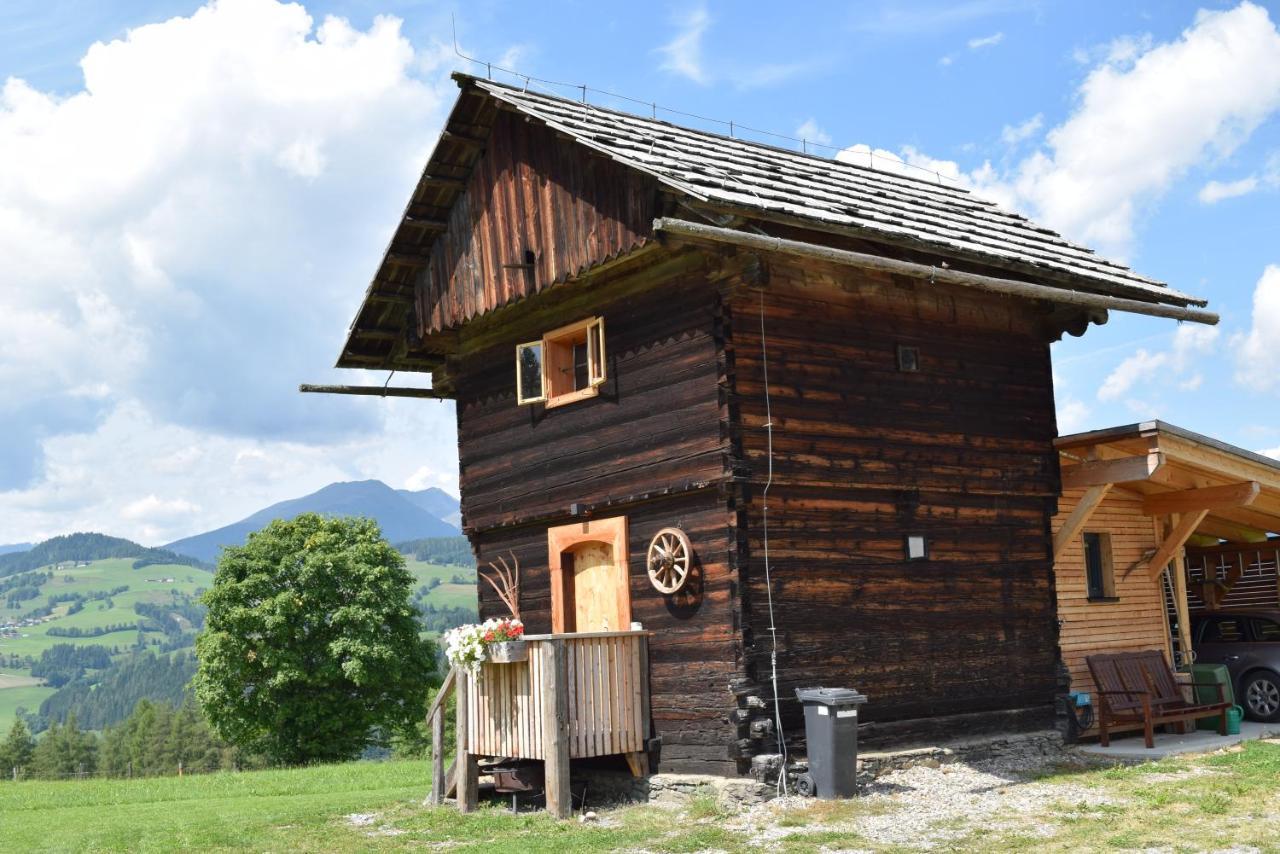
[795,686,867,706]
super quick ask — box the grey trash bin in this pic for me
[795,687,867,798]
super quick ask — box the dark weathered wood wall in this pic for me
[416,110,658,337]
[456,265,742,774]
[724,256,1064,750]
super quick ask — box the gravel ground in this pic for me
[731,756,1122,850]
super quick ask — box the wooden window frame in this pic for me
[516,317,606,409]
[547,516,630,633]
[1082,530,1117,601]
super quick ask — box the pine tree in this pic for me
[0,718,36,779]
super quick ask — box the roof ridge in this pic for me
[454,72,978,197]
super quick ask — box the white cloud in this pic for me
[1098,324,1220,402]
[1262,447,1280,460]
[1011,3,1280,256]
[853,4,1280,259]
[1234,265,1280,391]
[1198,176,1260,204]
[1197,150,1280,203]
[0,0,464,540]
[1058,398,1092,434]
[968,32,1004,49]
[1000,114,1043,146]
[795,119,832,148]
[656,6,711,84]
[0,398,458,545]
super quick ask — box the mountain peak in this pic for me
[164,480,460,564]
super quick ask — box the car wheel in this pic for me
[1241,672,1280,723]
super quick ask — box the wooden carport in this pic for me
[1053,421,1280,696]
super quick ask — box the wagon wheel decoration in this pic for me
[647,527,693,594]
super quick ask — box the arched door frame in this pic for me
[547,515,630,633]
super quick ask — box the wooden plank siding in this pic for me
[416,109,659,338]
[465,633,648,760]
[1053,487,1172,698]
[455,267,742,774]
[725,256,1064,747]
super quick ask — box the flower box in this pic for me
[488,640,528,663]
[443,617,525,673]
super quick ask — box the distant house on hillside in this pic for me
[322,74,1214,784]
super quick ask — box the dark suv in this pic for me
[1191,611,1280,723]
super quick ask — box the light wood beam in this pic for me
[1194,517,1270,545]
[1170,520,1194,665]
[1061,452,1165,490]
[1142,481,1260,516]
[1053,483,1113,561]
[1147,509,1211,581]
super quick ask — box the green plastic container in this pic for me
[1191,664,1235,730]
[1227,705,1243,735]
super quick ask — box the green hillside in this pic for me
[0,551,478,729]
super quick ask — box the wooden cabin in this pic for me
[328,74,1215,781]
[1053,421,1280,710]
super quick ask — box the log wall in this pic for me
[1053,487,1170,697]
[455,265,742,775]
[725,256,1065,748]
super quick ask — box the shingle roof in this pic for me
[470,76,1206,308]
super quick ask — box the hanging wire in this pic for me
[447,19,962,186]
[759,291,789,796]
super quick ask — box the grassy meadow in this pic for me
[0,554,477,728]
[3,742,1280,852]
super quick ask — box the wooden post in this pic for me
[429,703,445,805]
[540,639,572,819]
[455,670,479,813]
[1169,515,1194,666]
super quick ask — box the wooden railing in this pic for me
[428,630,651,818]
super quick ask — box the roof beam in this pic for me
[1142,481,1261,516]
[366,292,414,306]
[1061,452,1164,490]
[1053,483,1113,561]
[1148,510,1211,581]
[653,217,1220,325]
[1194,517,1270,545]
[299,384,447,400]
[418,175,467,190]
[403,216,448,231]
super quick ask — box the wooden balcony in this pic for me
[426,630,652,817]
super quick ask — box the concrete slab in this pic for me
[1076,721,1280,760]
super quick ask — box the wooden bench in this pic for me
[1086,650,1230,749]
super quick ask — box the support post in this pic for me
[455,670,479,813]
[540,639,572,819]
[429,703,445,805]
[1170,515,1194,666]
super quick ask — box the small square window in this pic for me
[897,345,920,372]
[905,535,928,561]
[516,317,606,408]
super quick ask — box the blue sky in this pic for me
[1,0,1278,544]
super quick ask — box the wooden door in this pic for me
[548,516,630,633]
[571,541,626,631]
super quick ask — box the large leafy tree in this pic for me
[194,514,434,765]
